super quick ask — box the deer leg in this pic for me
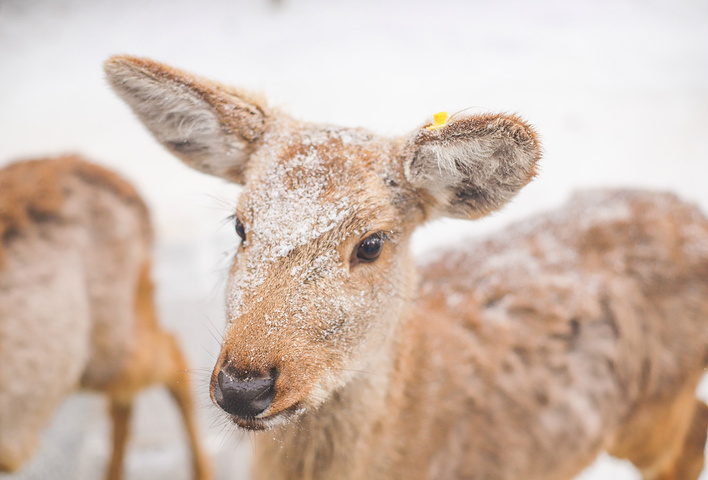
[639,398,708,480]
[131,261,211,479]
[163,334,213,480]
[608,384,706,480]
[107,398,133,480]
[672,400,708,480]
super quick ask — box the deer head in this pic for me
[105,56,541,430]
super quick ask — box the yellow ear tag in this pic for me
[425,111,449,131]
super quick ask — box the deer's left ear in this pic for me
[401,113,541,220]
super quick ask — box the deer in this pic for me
[104,55,708,480]
[0,155,212,480]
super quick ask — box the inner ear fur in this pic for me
[104,55,269,183]
[402,113,541,220]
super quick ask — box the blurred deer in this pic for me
[0,155,211,480]
[105,55,708,480]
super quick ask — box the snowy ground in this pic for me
[1,0,707,479]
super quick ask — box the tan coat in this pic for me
[105,55,708,480]
[0,156,211,480]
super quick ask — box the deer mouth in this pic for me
[228,402,305,431]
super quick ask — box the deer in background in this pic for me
[105,55,708,480]
[0,155,211,480]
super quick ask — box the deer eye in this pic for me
[354,232,386,264]
[234,216,246,242]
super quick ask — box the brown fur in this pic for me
[0,156,211,480]
[105,55,708,480]
[0,155,149,267]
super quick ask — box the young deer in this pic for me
[105,55,708,480]
[0,155,211,480]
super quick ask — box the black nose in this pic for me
[213,367,276,418]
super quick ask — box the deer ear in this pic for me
[402,113,541,220]
[104,55,268,184]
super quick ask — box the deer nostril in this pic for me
[214,368,276,418]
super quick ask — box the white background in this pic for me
[1,0,707,479]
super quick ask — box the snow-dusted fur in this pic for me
[0,156,211,480]
[404,113,539,219]
[106,55,708,480]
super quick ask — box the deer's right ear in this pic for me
[104,55,268,183]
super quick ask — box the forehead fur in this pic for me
[237,122,399,262]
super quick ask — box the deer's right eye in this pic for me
[234,217,246,242]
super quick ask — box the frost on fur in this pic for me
[403,113,541,220]
[104,56,708,480]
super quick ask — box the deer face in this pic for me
[105,56,541,429]
[215,124,417,428]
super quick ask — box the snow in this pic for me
[245,126,354,263]
[1,0,707,479]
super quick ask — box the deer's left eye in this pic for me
[234,217,246,242]
[352,232,387,265]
